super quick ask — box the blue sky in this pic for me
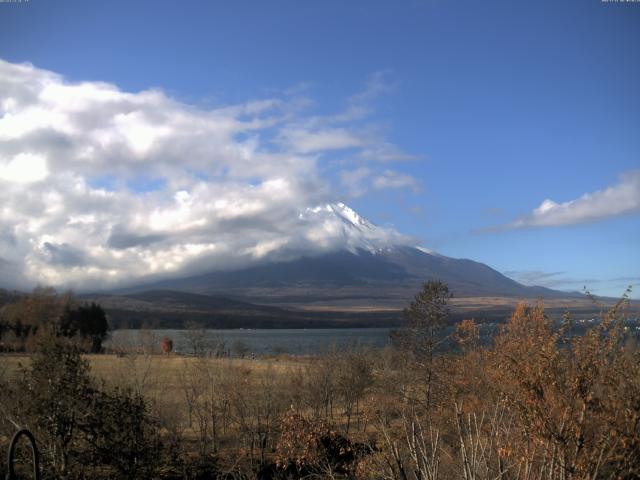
[0,0,638,297]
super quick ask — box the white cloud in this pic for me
[507,171,640,228]
[0,152,49,183]
[341,167,420,197]
[278,127,363,153]
[0,59,416,290]
[371,170,420,192]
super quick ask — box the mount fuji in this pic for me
[116,203,571,308]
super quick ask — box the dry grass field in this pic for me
[1,352,306,403]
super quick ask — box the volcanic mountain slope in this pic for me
[130,245,567,305]
[117,203,573,307]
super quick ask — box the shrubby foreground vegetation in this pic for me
[0,283,639,479]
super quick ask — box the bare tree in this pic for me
[184,321,207,356]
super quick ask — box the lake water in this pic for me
[106,328,393,355]
[108,322,638,356]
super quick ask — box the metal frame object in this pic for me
[5,429,41,480]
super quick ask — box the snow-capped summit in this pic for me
[299,202,411,255]
[302,203,374,232]
[329,203,376,232]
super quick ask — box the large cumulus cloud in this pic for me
[0,59,415,290]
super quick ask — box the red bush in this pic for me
[160,336,173,355]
